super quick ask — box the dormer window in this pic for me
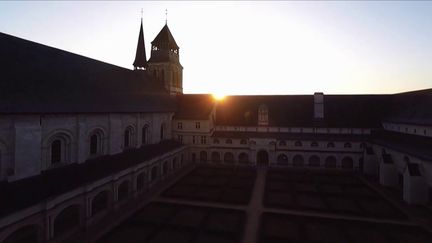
[258,104,269,126]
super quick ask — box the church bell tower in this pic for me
[147,23,183,95]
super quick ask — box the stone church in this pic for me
[0,18,431,243]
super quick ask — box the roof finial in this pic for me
[165,8,168,25]
[141,8,143,20]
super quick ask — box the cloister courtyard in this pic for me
[97,164,432,243]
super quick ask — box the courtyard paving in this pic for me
[97,165,432,243]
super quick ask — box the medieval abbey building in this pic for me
[0,18,431,243]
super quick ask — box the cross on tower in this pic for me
[165,9,168,24]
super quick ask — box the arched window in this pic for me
[324,156,337,168]
[258,104,269,126]
[51,140,62,163]
[224,152,234,163]
[200,151,207,162]
[327,142,335,148]
[90,135,98,155]
[142,125,149,145]
[294,141,302,147]
[54,205,80,237]
[238,153,249,164]
[240,139,247,145]
[89,129,105,156]
[46,132,72,166]
[213,139,220,144]
[124,126,134,148]
[293,155,304,167]
[92,191,109,216]
[344,142,352,148]
[279,141,287,146]
[308,155,320,167]
[311,141,318,147]
[226,139,232,144]
[277,154,289,165]
[160,123,165,140]
[211,152,221,163]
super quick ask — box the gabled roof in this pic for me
[151,24,179,49]
[133,20,148,69]
[0,32,175,113]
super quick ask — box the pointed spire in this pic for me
[133,17,148,70]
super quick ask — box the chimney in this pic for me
[314,92,324,119]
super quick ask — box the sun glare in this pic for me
[212,93,226,101]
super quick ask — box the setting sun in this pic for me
[212,93,226,101]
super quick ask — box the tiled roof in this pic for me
[174,94,215,119]
[213,95,389,128]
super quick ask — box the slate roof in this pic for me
[133,20,148,69]
[0,32,175,114]
[213,95,389,128]
[150,24,179,49]
[174,94,215,119]
[0,140,183,218]
[384,89,432,126]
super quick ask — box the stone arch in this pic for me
[211,152,221,163]
[54,204,81,237]
[91,190,109,216]
[150,166,159,182]
[294,141,302,147]
[213,138,220,144]
[225,139,232,144]
[277,154,289,165]
[324,156,337,168]
[344,142,352,148]
[162,161,169,175]
[117,180,130,201]
[257,150,269,166]
[341,156,354,169]
[44,131,74,165]
[308,155,320,167]
[240,139,248,145]
[292,154,304,167]
[3,225,41,243]
[224,152,235,164]
[200,151,207,162]
[173,157,178,170]
[136,172,146,192]
[238,152,249,164]
[310,141,319,147]
[278,140,287,146]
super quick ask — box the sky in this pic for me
[0,1,431,95]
